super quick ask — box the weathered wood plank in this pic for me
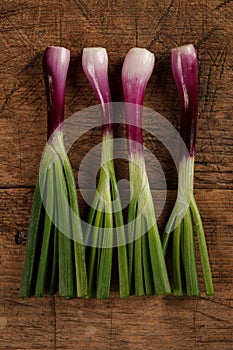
[0,297,55,349]
[1,0,233,349]
[0,188,232,298]
[0,0,233,189]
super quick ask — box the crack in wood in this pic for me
[214,0,233,11]
[72,0,92,20]
[148,0,175,49]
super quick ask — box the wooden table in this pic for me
[1,0,233,348]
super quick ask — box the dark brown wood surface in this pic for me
[1,0,233,349]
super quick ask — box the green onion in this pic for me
[122,48,171,296]
[82,47,129,299]
[19,46,87,298]
[162,44,214,296]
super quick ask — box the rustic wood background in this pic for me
[1,0,233,349]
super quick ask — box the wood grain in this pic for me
[1,0,233,348]
[1,188,233,348]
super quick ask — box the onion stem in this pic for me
[162,44,214,296]
[82,47,129,298]
[20,46,87,298]
[122,48,171,296]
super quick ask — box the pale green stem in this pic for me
[35,164,54,297]
[182,207,200,296]
[172,217,183,296]
[141,215,154,295]
[96,185,113,299]
[190,196,214,296]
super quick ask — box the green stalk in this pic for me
[141,216,154,295]
[127,153,170,296]
[127,159,138,293]
[49,225,58,295]
[19,169,47,297]
[34,165,54,296]
[86,134,129,299]
[85,191,100,246]
[134,212,144,296]
[96,210,104,280]
[54,153,75,298]
[52,130,88,298]
[163,155,213,296]
[147,223,171,295]
[87,200,103,297]
[190,196,214,296]
[85,137,112,298]
[127,200,136,293]
[140,165,171,295]
[110,164,129,298]
[182,208,199,296]
[62,152,87,297]
[19,142,58,297]
[141,252,154,296]
[172,218,183,296]
[96,184,113,299]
